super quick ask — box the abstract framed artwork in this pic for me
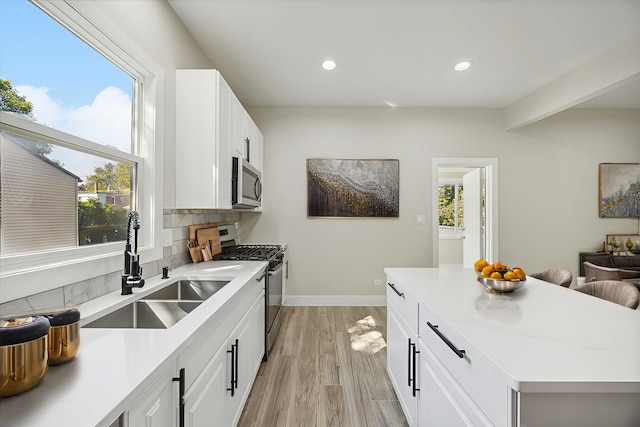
[307,158,399,218]
[598,163,640,218]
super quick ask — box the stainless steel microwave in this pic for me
[232,156,262,209]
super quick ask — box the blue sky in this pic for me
[0,0,131,107]
[0,0,134,177]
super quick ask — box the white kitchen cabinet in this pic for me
[235,103,263,174]
[183,310,253,427]
[245,115,263,173]
[386,268,640,427]
[231,93,245,158]
[386,273,504,427]
[387,307,418,426]
[184,339,231,427]
[179,269,263,427]
[176,68,264,209]
[252,272,266,371]
[175,69,234,209]
[386,280,420,426]
[127,362,177,427]
[418,339,491,427]
[418,304,508,427]
[229,310,254,425]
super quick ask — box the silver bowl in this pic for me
[477,276,525,293]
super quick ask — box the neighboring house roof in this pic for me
[1,131,82,182]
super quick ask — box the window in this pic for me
[1,1,136,256]
[0,0,163,302]
[438,182,464,235]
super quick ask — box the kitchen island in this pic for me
[385,267,640,427]
[0,260,268,427]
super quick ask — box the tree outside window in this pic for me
[439,183,464,231]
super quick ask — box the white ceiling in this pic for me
[168,0,640,110]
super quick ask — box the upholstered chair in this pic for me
[583,261,640,282]
[529,269,573,287]
[574,280,640,309]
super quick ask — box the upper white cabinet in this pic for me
[233,97,263,173]
[244,114,263,173]
[176,69,263,209]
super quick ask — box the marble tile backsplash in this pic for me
[0,209,241,317]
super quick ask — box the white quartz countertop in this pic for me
[384,268,640,393]
[0,260,268,427]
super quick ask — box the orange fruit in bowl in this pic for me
[474,259,489,271]
[491,261,507,271]
[490,271,503,280]
[512,268,526,280]
[503,271,517,281]
[481,266,494,277]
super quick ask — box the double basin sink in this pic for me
[83,280,230,330]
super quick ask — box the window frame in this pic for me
[0,0,163,303]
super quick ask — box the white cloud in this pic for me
[15,85,132,178]
[15,84,131,152]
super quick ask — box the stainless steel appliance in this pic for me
[231,156,262,209]
[214,225,283,360]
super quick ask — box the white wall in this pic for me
[243,107,640,301]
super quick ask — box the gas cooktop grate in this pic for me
[213,244,282,261]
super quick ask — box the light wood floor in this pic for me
[238,306,408,427]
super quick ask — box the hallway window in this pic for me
[439,183,464,233]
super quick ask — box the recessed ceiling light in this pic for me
[454,60,472,71]
[322,60,336,70]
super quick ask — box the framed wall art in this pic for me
[598,163,640,218]
[307,158,399,218]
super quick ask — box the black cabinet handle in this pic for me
[412,343,420,397]
[407,338,412,387]
[388,282,405,298]
[227,341,236,396]
[172,368,185,427]
[427,322,465,358]
[234,339,239,390]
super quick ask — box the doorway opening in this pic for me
[432,158,498,268]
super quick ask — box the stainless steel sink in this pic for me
[82,279,230,329]
[83,300,202,329]
[141,280,231,301]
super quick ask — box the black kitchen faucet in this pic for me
[121,211,145,295]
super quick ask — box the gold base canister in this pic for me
[1,335,49,398]
[48,321,80,366]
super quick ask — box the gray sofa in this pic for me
[579,252,640,276]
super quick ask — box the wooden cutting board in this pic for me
[196,227,222,256]
[189,223,220,241]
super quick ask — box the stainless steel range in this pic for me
[214,225,284,360]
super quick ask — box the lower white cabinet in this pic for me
[127,363,177,427]
[386,273,503,427]
[128,270,264,427]
[251,273,266,372]
[229,309,254,425]
[180,271,261,427]
[418,339,491,427]
[183,309,253,426]
[387,303,419,426]
[184,338,232,426]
